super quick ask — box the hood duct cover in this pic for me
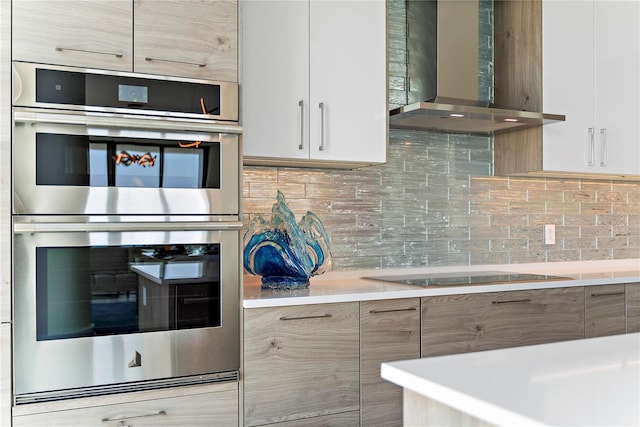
[389,0,564,135]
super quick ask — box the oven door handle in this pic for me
[13,107,243,135]
[13,220,243,234]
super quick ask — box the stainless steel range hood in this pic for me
[389,0,565,135]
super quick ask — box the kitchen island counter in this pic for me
[243,259,640,308]
[381,332,640,426]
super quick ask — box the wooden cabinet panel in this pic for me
[243,302,359,426]
[627,283,640,333]
[12,0,132,71]
[421,287,585,357]
[13,382,238,427]
[265,410,360,427]
[134,0,237,81]
[585,284,626,338]
[360,298,420,427]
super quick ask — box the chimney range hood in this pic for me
[389,0,565,135]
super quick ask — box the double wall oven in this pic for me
[12,62,242,403]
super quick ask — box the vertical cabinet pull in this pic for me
[599,128,607,167]
[318,102,325,151]
[587,127,595,166]
[298,100,304,150]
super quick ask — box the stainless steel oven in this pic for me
[11,62,243,403]
[13,217,240,403]
[12,62,240,216]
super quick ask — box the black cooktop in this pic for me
[362,271,574,287]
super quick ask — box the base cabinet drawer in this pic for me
[12,382,239,427]
[585,284,626,338]
[421,287,585,357]
[360,298,420,427]
[243,302,359,426]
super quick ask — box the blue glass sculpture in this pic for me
[243,191,332,289]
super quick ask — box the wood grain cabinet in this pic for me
[360,298,420,427]
[421,287,585,357]
[12,0,237,81]
[241,0,387,168]
[243,302,359,426]
[626,283,640,333]
[585,284,626,338]
[12,382,239,427]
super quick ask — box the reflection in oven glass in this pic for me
[35,244,221,341]
[35,133,218,189]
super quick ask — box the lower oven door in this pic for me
[13,219,240,402]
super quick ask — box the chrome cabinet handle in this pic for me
[590,291,624,297]
[298,100,304,150]
[599,128,607,167]
[318,102,325,151]
[56,46,123,58]
[280,314,332,321]
[587,127,595,166]
[144,57,206,68]
[492,298,532,305]
[102,410,167,422]
[369,307,417,314]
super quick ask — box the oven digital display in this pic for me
[118,84,148,103]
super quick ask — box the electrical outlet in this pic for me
[544,224,556,245]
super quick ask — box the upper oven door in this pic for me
[13,108,240,216]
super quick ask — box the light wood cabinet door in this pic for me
[360,298,420,427]
[421,287,585,357]
[12,0,132,71]
[627,283,640,333]
[134,0,237,81]
[12,382,239,427]
[585,284,626,338]
[243,302,359,426]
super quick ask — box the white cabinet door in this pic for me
[309,0,387,164]
[542,0,594,174]
[543,0,640,176]
[241,0,310,161]
[593,1,640,175]
[12,0,132,71]
[134,0,238,82]
[242,0,387,167]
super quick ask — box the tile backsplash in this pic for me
[242,0,640,271]
[243,132,640,271]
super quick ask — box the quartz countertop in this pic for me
[381,333,640,426]
[243,259,640,308]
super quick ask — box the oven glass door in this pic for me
[14,225,240,398]
[13,113,239,215]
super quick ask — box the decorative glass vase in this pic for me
[243,191,332,289]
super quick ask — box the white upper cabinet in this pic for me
[543,0,640,176]
[12,0,237,82]
[12,0,133,71]
[241,0,387,168]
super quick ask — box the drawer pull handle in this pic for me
[492,298,532,305]
[279,314,332,321]
[590,291,625,297]
[102,410,167,422]
[56,46,123,58]
[145,56,206,68]
[369,307,417,314]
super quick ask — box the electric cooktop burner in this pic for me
[362,271,574,287]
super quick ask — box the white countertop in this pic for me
[243,259,640,308]
[381,333,640,427]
